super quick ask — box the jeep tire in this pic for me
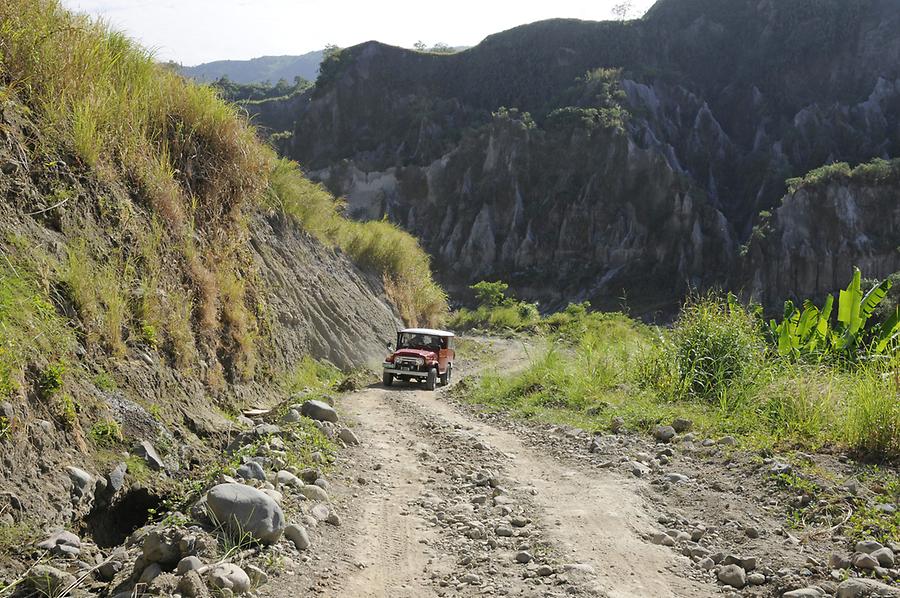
[440,364,452,386]
[382,372,393,387]
[425,367,437,391]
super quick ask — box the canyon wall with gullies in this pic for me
[247,0,900,311]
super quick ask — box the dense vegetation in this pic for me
[457,273,900,460]
[785,157,900,194]
[211,75,311,103]
[0,0,446,401]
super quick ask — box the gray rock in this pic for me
[664,473,690,484]
[836,578,900,597]
[236,461,266,481]
[206,483,285,544]
[610,416,625,434]
[651,532,675,547]
[717,564,746,588]
[672,417,693,433]
[143,530,180,564]
[843,478,861,495]
[139,562,163,584]
[178,570,208,598]
[723,554,756,571]
[653,425,676,442]
[871,547,895,567]
[208,563,251,594]
[300,484,328,502]
[276,470,301,487]
[281,409,301,423]
[515,551,533,563]
[285,524,311,550]
[25,565,77,596]
[176,556,204,575]
[97,560,123,581]
[300,400,338,423]
[875,503,896,514]
[106,462,127,493]
[338,427,360,445]
[856,540,884,554]
[536,565,553,576]
[783,589,826,598]
[698,557,716,570]
[37,530,81,557]
[628,461,650,477]
[459,573,481,584]
[829,553,851,569]
[770,462,792,475]
[747,572,766,585]
[66,466,93,501]
[310,503,331,521]
[718,435,737,446]
[852,552,879,570]
[132,440,164,471]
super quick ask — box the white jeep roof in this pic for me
[399,328,455,337]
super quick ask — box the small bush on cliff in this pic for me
[786,158,900,194]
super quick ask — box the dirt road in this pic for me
[262,339,714,597]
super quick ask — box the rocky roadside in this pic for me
[1,397,358,598]
[446,389,900,598]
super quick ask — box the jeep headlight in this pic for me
[415,358,425,365]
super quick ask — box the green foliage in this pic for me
[282,356,342,395]
[786,158,900,194]
[88,419,123,446]
[53,393,77,429]
[38,362,66,400]
[92,372,116,391]
[448,280,542,333]
[492,107,536,130]
[654,294,764,404]
[317,45,351,88]
[212,75,310,103]
[844,367,900,459]
[471,281,509,307]
[770,269,900,361]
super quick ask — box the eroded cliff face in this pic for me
[250,0,900,309]
[744,175,900,308]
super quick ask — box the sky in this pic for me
[60,0,658,66]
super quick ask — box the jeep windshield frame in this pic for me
[397,332,447,351]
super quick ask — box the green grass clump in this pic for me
[654,294,765,405]
[447,280,540,332]
[88,419,123,447]
[0,266,75,398]
[282,356,342,395]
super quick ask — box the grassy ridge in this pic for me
[0,0,445,399]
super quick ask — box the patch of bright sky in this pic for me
[60,0,657,66]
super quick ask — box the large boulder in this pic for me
[205,484,285,544]
[300,400,338,423]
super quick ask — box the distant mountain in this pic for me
[248,0,900,312]
[180,51,324,84]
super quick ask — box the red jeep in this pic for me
[382,328,455,391]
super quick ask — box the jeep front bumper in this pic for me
[383,363,427,376]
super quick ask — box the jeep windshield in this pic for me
[397,332,443,351]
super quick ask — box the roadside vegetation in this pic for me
[454,271,900,461]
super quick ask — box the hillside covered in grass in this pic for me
[0,0,445,576]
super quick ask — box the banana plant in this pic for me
[771,268,900,359]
